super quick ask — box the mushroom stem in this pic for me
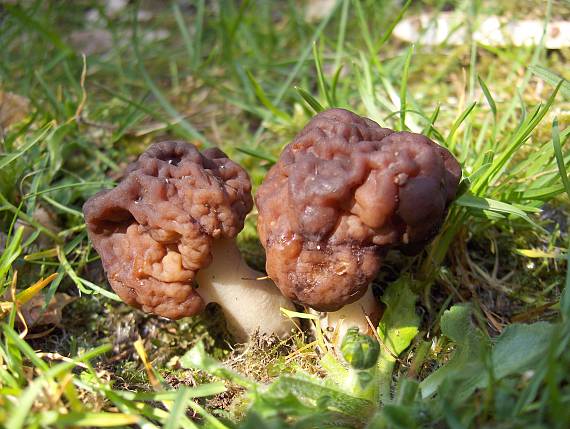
[195,239,297,342]
[319,287,381,343]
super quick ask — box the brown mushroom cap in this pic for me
[256,109,461,311]
[83,141,253,319]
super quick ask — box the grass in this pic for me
[0,0,569,427]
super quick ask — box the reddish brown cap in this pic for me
[256,109,461,311]
[83,141,253,319]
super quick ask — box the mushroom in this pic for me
[83,141,296,342]
[256,109,461,340]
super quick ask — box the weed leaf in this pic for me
[377,276,420,402]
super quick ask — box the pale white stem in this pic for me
[195,239,297,342]
[319,287,380,343]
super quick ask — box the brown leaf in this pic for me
[17,293,76,328]
[0,91,30,129]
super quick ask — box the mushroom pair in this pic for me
[84,109,461,342]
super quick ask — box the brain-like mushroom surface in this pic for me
[83,141,253,319]
[256,109,461,311]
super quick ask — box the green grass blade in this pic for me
[181,341,256,389]
[246,71,291,122]
[529,65,570,98]
[172,3,194,68]
[399,44,414,131]
[187,400,229,429]
[4,4,72,55]
[551,117,570,199]
[116,383,226,401]
[164,388,194,429]
[0,194,61,243]
[313,42,333,108]
[455,194,545,232]
[331,64,344,107]
[34,70,66,118]
[236,146,277,164]
[422,105,441,138]
[295,86,325,114]
[5,340,111,429]
[272,0,341,104]
[2,325,50,372]
[495,0,551,133]
[522,185,566,200]
[446,102,477,152]
[483,81,562,188]
[0,123,53,171]
[375,0,413,49]
[131,8,210,146]
[0,226,24,288]
[40,411,141,427]
[478,76,497,118]
[562,237,570,321]
[192,0,205,69]
[334,0,349,71]
[79,278,121,301]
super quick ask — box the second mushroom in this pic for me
[256,108,461,340]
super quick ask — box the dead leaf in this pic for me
[18,293,76,328]
[2,286,76,329]
[0,91,30,129]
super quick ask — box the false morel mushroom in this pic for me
[256,109,461,338]
[84,141,295,342]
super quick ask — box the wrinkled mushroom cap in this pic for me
[83,141,253,319]
[256,109,461,311]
